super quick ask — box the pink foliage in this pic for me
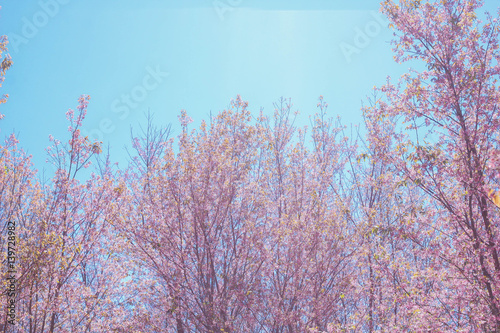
[1,1,500,332]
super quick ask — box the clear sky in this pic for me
[0,0,498,176]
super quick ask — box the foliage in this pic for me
[1,0,500,332]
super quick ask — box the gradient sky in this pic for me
[0,0,498,177]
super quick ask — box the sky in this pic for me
[0,0,498,177]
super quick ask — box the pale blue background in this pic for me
[0,0,497,175]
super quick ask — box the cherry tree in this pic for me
[345,104,438,331]
[3,1,500,331]
[0,32,11,109]
[118,96,363,332]
[364,0,500,330]
[0,95,133,332]
[251,97,359,332]
[119,98,266,332]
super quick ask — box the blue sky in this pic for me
[0,0,498,175]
